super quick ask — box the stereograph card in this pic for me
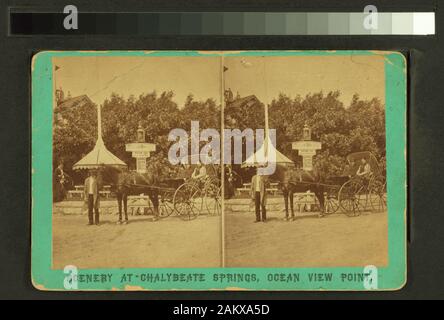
[31,50,406,291]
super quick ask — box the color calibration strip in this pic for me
[10,12,435,36]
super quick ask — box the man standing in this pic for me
[53,162,69,202]
[84,170,100,226]
[250,170,268,223]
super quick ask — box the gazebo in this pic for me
[241,101,293,169]
[242,137,294,168]
[72,104,127,170]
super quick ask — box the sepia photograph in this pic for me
[51,55,223,269]
[51,54,388,269]
[31,50,405,290]
[223,55,388,267]
[0,0,439,302]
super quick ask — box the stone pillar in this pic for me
[291,124,322,171]
[125,124,156,173]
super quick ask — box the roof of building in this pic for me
[226,95,261,109]
[242,138,294,168]
[72,137,127,170]
[72,102,127,170]
[57,95,93,110]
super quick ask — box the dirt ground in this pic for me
[52,214,222,269]
[225,210,388,268]
[53,208,387,269]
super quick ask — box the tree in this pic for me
[53,90,222,184]
[53,99,97,182]
[231,91,386,178]
[54,89,386,183]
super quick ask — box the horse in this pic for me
[95,163,165,223]
[107,163,191,222]
[273,165,326,220]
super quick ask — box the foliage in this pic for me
[54,88,385,183]
[225,91,386,178]
[267,91,385,177]
[54,91,220,184]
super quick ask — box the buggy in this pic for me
[324,151,387,216]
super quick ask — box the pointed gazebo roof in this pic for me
[241,100,293,168]
[72,104,127,170]
[242,137,294,168]
[72,137,127,170]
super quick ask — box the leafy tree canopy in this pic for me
[54,89,385,183]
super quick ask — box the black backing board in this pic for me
[0,0,443,299]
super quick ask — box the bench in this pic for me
[99,190,112,199]
[67,190,84,200]
[127,194,154,215]
[236,183,251,196]
[293,192,319,212]
[237,182,281,196]
[67,185,113,200]
[268,182,280,195]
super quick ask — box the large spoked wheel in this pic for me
[369,179,387,212]
[204,184,222,216]
[158,191,175,219]
[338,179,365,217]
[324,192,340,215]
[173,182,203,221]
